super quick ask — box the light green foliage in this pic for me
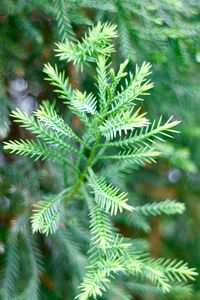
[103,116,180,149]
[55,22,118,69]
[135,200,185,216]
[31,195,62,235]
[3,23,197,299]
[99,108,149,140]
[89,174,133,215]
[43,63,73,102]
[72,90,97,115]
[34,101,80,142]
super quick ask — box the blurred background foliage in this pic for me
[0,0,200,299]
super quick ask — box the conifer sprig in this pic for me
[31,195,61,235]
[135,200,185,217]
[43,63,73,101]
[3,23,196,300]
[89,174,133,215]
[55,22,118,69]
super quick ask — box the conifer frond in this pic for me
[31,195,61,235]
[1,233,19,300]
[4,22,196,300]
[99,108,149,140]
[71,90,97,115]
[135,200,185,217]
[43,63,73,101]
[17,229,42,300]
[89,205,114,251]
[77,256,126,300]
[89,174,133,215]
[54,0,76,42]
[110,59,129,96]
[127,282,192,299]
[4,139,71,165]
[10,108,78,155]
[138,259,171,292]
[79,248,195,299]
[89,205,131,256]
[101,146,160,167]
[96,55,108,111]
[77,202,132,299]
[55,22,118,68]
[109,62,153,115]
[102,116,180,149]
[135,256,197,292]
[158,259,198,283]
[35,101,81,143]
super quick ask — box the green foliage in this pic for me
[54,0,76,42]
[135,200,185,217]
[89,174,133,215]
[3,23,197,300]
[55,22,118,69]
[1,233,19,300]
[1,216,42,300]
[43,63,73,102]
[99,108,149,141]
[31,195,62,235]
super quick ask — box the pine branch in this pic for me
[135,256,197,292]
[100,146,160,167]
[135,200,185,217]
[100,116,180,149]
[35,101,81,143]
[43,63,73,101]
[10,108,78,155]
[89,174,133,215]
[138,259,171,292]
[77,256,126,300]
[4,139,74,167]
[1,233,19,300]
[158,259,198,283]
[31,195,62,235]
[96,55,108,112]
[99,108,149,140]
[54,0,76,42]
[109,59,129,97]
[4,22,196,300]
[55,22,118,68]
[89,205,114,251]
[71,90,97,115]
[107,62,153,116]
[17,228,42,300]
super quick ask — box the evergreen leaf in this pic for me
[89,174,134,215]
[31,195,61,235]
[135,200,185,217]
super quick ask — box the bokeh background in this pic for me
[0,1,200,299]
